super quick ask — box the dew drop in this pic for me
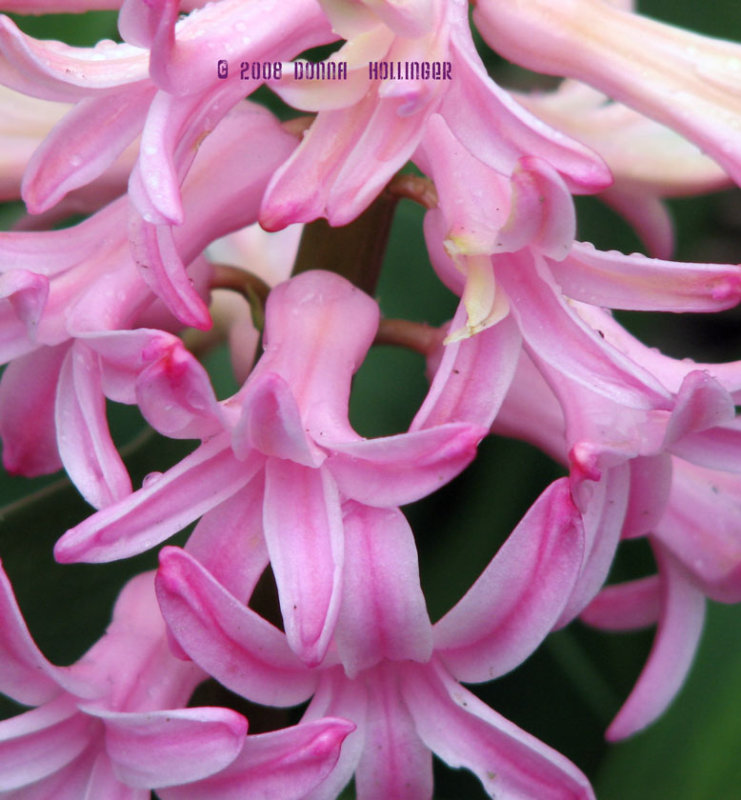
[143,471,164,488]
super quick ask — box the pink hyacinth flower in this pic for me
[55,270,485,666]
[515,79,731,258]
[488,318,741,738]
[155,477,592,799]
[0,565,249,796]
[417,107,741,346]
[474,0,741,189]
[259,0,611,230]
[0,2,334,225]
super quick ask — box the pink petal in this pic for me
[147,0,335,96]
[119,0,178,52]
[0,269,49,355]
[326,423,484,507]
[325,86,442,226]
[0,199,125,277]
[250,270,378,441]
[412,301,521,430]
[130,84,241,226]
[0,696,95,791]
[299,671,367,800]
[0,345,65,476]
[415,114,510,256]
[556,464,630,627]
[261,90,408,229]
[606,545,706,741]
[334,503,433,677]
[77,328,182,405]
[55,343,132,510]
[621,454,673,538]
[185,480,269,602]
[263,460,344,666]
[580,576,662,631]
[497,156,576,260]
[492,349,568,464]
[80,753,148,800]
[352,664,433,800]
[232,372,324,466]
[548,242,741,312]
[21,87,155,214]
[443,24,611,193]
[87,706,246,788]
[474,0,741,189]
[135,340,223,440]
[0,560,62,705]
[662,370,735,446]
[156,547,318,706]
[652,459,741,602]
[435,478,584,683]
[129,215,211,330]
[403,660,595,799]
[670,424,741,473]
[54,434,257,563]
[0,17,147,102]
[495,250,670,407]
[0,748,115,800]
[157,718,354,800]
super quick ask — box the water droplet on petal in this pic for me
[143,471,164,488]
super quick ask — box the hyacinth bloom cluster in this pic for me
[0,0,739,798]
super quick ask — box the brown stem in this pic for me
[292,185,401,296]
[375,318,441,356]
[387,173,438,209]
[210,263,271,332]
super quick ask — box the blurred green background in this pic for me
[1,2,741,799]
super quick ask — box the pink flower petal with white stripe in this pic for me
[548,242,741,312]
[556,464,629,627]
[88,705,247,789]
[157,718,354,800]
[55,342,132,510]
[263,459,345,666]
[334,503,433,677]
[475,0,741,188]
[233,372,325,467]
[442,13,611,193]
[129,217,212,330]
[135,339,223,440]
[185,480,269,602]
[354,664,433,800]
[0,199,124,277]
[403,659,595,800]
[156,547,319,706]
[435,478,584,683]
[54,434,259,563]
[0,696,94,791]
[652,459,741,602]
[496,250,670,407]
[326,422,485,507]
[0,560,64,705]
